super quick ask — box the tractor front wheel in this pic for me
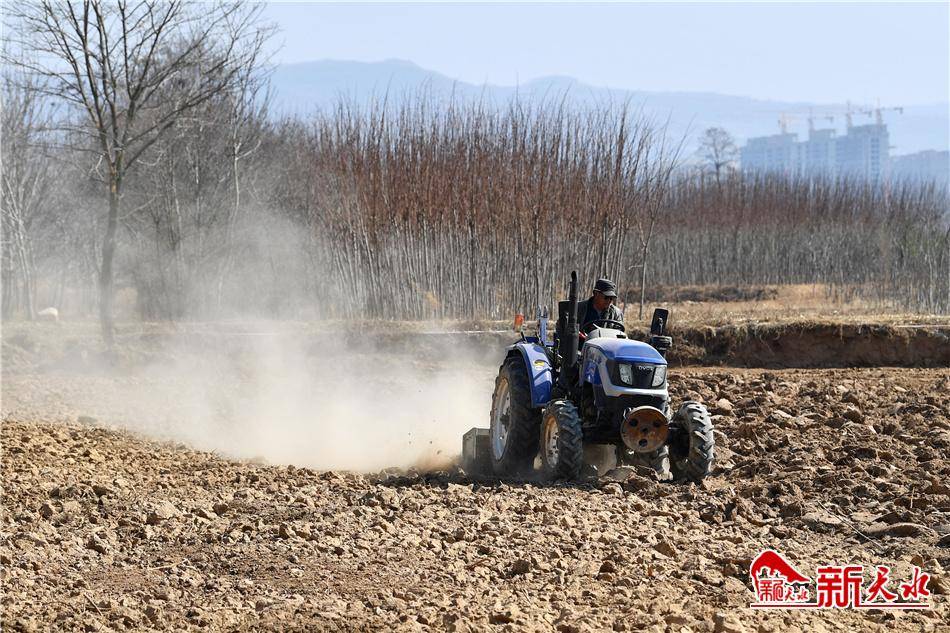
[668,402,715,482]
[540,400,584,480]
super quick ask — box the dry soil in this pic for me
[2,340,948,631]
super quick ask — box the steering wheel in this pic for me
[582,318,626,334]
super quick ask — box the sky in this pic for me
[262,1,950,106]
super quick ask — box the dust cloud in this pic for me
[1,324,500,472]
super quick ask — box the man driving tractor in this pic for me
[551,277,624,398]
[577,278,624,331]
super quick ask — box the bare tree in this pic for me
[697,127,738,186]
[215,61,271,310]
[122,66,269,320]
[1,68,55,320]
[6,0,273,344]
[632,127,683,319]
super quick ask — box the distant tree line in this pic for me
[3,3,948,335]
[658,172,948,313]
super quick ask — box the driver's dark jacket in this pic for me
[577,297,624,329]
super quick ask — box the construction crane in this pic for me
[853,102,904,126]
[773,103,900,134]
[778,113,797,134]
[807,109,837,132]
[872,105,904,126]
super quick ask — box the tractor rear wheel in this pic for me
[489,356,541,475]
[540,400,584,480]
[668,402,715,482]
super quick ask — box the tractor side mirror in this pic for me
[650,308,669,336]
[650,308,672,357]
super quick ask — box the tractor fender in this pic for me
[506,342,552,408]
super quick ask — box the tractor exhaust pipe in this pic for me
[556,271,580,394]
[563,270,580,370]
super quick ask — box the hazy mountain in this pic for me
[271,59,949,156]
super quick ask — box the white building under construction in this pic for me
[740,121,889,181]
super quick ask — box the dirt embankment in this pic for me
[275,319,948,370]
[334,318,950,369]
[3,319,947,372]
[377,321,950,369]
[653,322,950,368]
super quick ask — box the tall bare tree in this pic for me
[697,127,738,186]
[632,128,682,319]
[7,0,273,343]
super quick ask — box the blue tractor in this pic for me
[486,271,715,481]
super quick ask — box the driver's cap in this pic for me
[594,278,617,297]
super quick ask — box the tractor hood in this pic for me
[583,338,667,365]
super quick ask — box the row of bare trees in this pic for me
[655,172,949,313]
[3,3,948,335]
[3,86,948,325]
[279,108,948,318]
[271,99,681,320]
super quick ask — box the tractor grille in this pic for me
[609,361,662,389]
[631,364,655,388]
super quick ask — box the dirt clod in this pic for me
[145,500,180,525]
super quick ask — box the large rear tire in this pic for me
[489,356,541,475]
[540,400,584,480]
[669,402,715,482]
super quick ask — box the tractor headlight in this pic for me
[618,363,633,385]
[651,365,667,387]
